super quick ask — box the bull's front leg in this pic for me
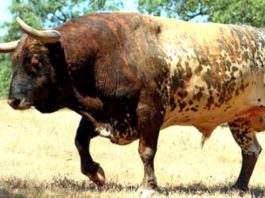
[75,116,105,185]
[228,119,262,191]
[136,90,164,195]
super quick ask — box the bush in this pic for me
[0,54,11,98]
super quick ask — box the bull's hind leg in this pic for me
[228,119,262,191]
[75,116,105,185]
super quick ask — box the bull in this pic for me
[1,13,265,194]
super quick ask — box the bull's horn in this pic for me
[0,40,19,53]
[16,17,61,44]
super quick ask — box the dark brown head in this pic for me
[0,18,65,113]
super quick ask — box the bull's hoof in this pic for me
[232,183,249,192]
[86,166,106,186]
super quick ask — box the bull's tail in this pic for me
[198,127,213,148]
[200,135,209,148]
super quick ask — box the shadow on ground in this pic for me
[158,183,265,197]
[0,188,11,197]
[52,177,265,197]
[1,177,265,197]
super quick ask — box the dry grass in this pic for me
[0,99,265,197]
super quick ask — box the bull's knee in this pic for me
[138,146,156,163]
[229,119,262,157]
[243,136,262,158]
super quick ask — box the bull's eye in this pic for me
[28,57,42,73]
[25,62,40,75]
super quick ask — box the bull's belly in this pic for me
[162,106,242,131]
[161,85,265,134]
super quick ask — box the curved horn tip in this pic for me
[16,17,27,27]
[16,16,61,44]
[16,17,21,23]
[0,40,19,53]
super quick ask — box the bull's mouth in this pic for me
[9,94,61,113]
[8,98,33,110]
[18,102,32,110]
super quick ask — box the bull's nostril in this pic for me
[8,98,21,108]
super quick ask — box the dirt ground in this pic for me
[0,100,265,197]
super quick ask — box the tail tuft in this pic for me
[201,135,209,148]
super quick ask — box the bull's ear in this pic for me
[0,40,19,53]
[16,17,61,44]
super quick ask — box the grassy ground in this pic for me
[0,100,265,197]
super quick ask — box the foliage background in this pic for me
[1,0,265,96]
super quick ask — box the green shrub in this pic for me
[0,55,11,98]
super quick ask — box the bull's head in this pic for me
[0,18,63,112]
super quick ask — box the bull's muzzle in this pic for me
[8,98,32,110]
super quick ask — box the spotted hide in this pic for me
[1,13,265,193]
